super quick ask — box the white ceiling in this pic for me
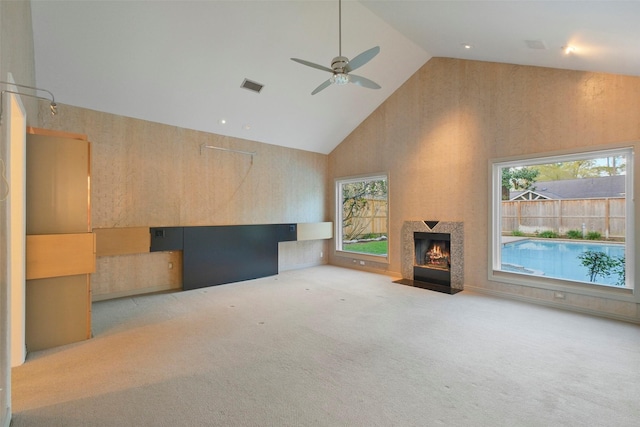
[31,1,640,155]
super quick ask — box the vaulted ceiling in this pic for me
[31,1,640,154]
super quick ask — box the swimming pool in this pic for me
[501,239,625,286]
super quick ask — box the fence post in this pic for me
[556,200,561,233]
[605,198,610,239]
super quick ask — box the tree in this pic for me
[501,167,539,200]
[535,157,626,180]
[612,256,626,287]
[594,156,626,177]
[342,179,387,240]
[577,250,617,283]
[535,160,599,181]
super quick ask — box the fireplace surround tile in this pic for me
[400,221,464,291]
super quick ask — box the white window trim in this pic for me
[335,173,389,264]
[489,147,635,301]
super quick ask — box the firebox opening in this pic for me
[414,232,451,270]
[413,232,452,287]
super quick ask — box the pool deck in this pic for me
[501,236,625,246]
[501,236,530,244]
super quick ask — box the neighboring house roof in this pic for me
[510,191,551,200]
[510,175,626,200]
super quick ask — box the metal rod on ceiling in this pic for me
[0,92,57,125]
[0,81,57,124]
[200,144,257,164]
[0,81,56,104]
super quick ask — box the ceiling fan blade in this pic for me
[311,79,333,95]
[349,74,381,90]
[345,46,380,73]
[291,58,334,74]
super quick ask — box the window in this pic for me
[336,174,388,260]
[490,148,634,291]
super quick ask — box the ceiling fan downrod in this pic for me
[338,0,342,57]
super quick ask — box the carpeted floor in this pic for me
[11,266,640,426]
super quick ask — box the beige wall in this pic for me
[329,58,640,322]
[1,0,38,423]
[40,106,329,299]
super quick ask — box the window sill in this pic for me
[335,250,389,265]
[489,269,635,302]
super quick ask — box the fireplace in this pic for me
[413,232,451,286]
[395,221,463,294]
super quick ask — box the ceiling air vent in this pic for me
[241,78,264,93]
[525,40,547,50]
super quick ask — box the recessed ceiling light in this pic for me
[243,124,251,130]
[219,119,227,125]
[563,45,577,55]
[461,43,473,49]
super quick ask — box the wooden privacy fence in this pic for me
[343,198,388,239]
[502,198,625,237]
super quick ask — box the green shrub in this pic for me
[586,231,602,240]
[538,230,559,238]
[511,230,525,237]
[566,229,583,239]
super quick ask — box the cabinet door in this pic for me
[26,275,91,351]
[26,134,90,234]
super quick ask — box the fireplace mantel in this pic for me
[398,221,464,293]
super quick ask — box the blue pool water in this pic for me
[501,240,625,286]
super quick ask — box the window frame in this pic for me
[335,173,389,264]
[489,147,635,299]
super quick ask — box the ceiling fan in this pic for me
[291,0,381,95]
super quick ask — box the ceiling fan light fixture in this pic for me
[331,73,350,85]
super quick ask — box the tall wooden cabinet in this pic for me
[25,129,94,351]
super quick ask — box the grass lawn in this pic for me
[342,240,388,255]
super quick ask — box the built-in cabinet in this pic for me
[92,222,333,295]
[151,224,297,290]
[25,129,94,351]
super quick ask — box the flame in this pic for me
[424,241,450,269]
[427,242,448,258]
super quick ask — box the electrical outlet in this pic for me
[554,292,565,299]
[320,251,323,258]
[168,262,173,270]
[359,261,365,265]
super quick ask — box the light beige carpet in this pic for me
[11,266,640,426]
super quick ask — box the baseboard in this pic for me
[93,264,328,301]
[92,284,180,302]
[2,406,10,427]
[466,285,640,324]
[279,261,327,272]
[328,261,401,280]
